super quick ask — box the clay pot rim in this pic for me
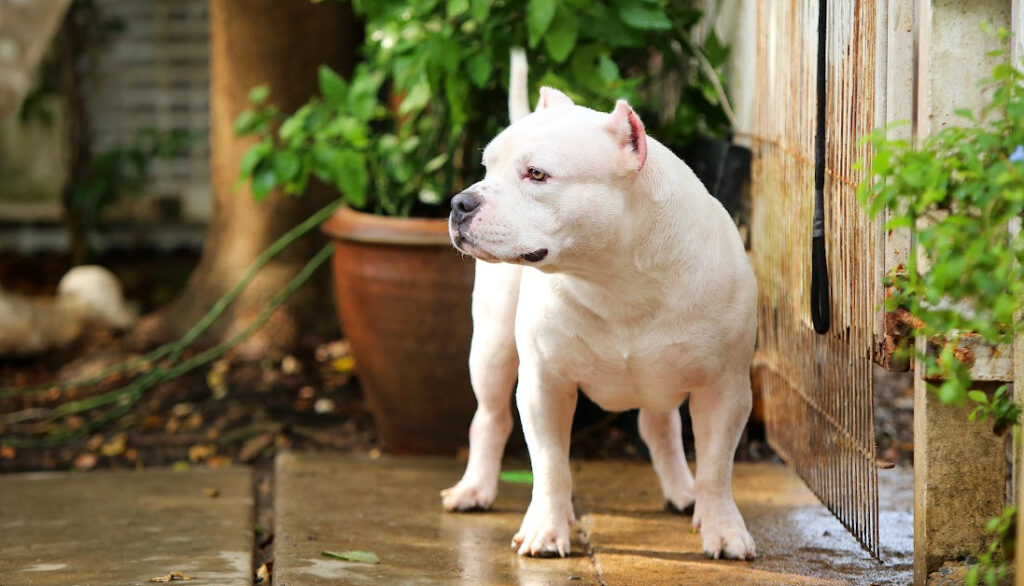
[321,205,452,246]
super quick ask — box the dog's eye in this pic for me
[528,167,548,182]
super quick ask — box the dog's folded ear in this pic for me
[535,87,575,111]
[606,99,647,172]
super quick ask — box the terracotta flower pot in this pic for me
[321,206,476,454]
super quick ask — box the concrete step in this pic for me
[0,467,253,585]
[274,454,913,585]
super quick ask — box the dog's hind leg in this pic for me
[441,261,522,512]
[638,408,696,515]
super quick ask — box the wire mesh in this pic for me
[750,0,880,558]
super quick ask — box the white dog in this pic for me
[443,50,757,561]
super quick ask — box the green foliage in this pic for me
[965,505,1016,586]
[71,129,194,233]
[857,37,1023,432]
[237,0,733,216]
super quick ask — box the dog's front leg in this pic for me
[442,262,521,512]
[690,375,756,560]
[512,367,577,557]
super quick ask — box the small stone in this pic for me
[314,398,336,414]
[298,385,315,400]
[281,355,302,375]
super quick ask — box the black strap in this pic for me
[811,0,831,335]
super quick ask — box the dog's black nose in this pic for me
[450,191,481,224]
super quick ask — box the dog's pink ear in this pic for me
[606,99,647,172]
[535,87,575,111]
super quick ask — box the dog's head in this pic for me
[448,87,648,271]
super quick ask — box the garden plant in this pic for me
[236,0,735,215]
[858,34,1024,585]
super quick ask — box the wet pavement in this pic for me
[0,467,252,585]
[0,455,912,585]
[276,454,913,585]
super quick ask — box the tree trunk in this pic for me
[131,0,358,358]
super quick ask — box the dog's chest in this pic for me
[545,317,711,412]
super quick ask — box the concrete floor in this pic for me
[275,454,913,585]
[0,455,913,585]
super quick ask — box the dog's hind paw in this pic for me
[440,481,496,512]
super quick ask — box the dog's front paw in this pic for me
[511,500,574,557]
[693,500,756,560]
[440,480,496,512]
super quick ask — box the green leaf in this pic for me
[319,66,348,107]
[968,390,990,404]
[240,142,271,177]
[399,79,431,116]
[250,164,277,201]
[248,85,270,105]
[424,153,449,172]
[499,470,533,484]
[234,110,260,136]
[466,53,492,88]
[332,150,369,208]
[617,0,673,30]
[598,54,619,83]
[321,550,380,564]
[526,0,556,48]
[469,0,492,21]
[544,6,578,63]
[447,0,469,17]
[272,151,301,183]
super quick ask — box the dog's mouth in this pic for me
[451,233,500,263]
[452,230,549,265]
[521,249,548,263]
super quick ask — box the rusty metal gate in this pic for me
[750,0,882,557]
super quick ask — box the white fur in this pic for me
[442,62,757,561]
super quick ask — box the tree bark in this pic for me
[132,0,358,358]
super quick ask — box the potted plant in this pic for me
[235,0,738,454]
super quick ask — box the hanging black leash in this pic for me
[811,0,831,334]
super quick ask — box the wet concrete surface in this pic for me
[575,461,912,585]
[273,452,599,585]
[0,467,253,585]
[275,454,912,585]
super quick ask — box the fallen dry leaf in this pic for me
[86,434,104,451]
[331,355,356,373]
[206,455,232,468]
[149,570,194,582]
[238,433,274,463]
[73,452,98,470]
[202,487,220,498]
[171,403,195,418]
[182,413,204,431]
[100,433,127,457]
[0,444,15,460]
[256,563,270,584]
[321,550,380,564]
[188,444,215,463]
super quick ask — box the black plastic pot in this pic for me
[678,136,752,217]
